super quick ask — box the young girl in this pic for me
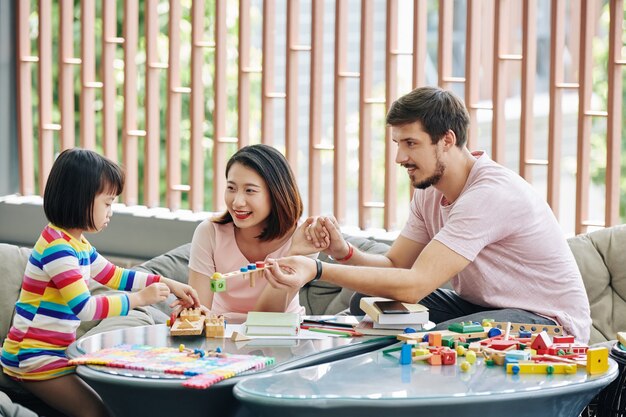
[1,148,199,417]
[187,144,326,319]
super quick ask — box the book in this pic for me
[244,311,300,336]
[359,297,429,325]
[354,316,412,336]
[372,321,423,330]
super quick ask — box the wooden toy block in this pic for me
[482,348,506,366]
[205,314,226,338]
[505,350,531,362]
[398,328,489,343]
[179,308,203,322]
[426,353,442,366]
[429,333,442,347]
[412,348,430,357]
[482,319,495,327]
[171,317,205,336]
[507,362,577,375]
[553,335,575,344]
[468,342,482,352]
[586,347,609,375]
[491,322,564,336]
[210,273,227,293]
[536,354,586,368]
[442,336,455,347]
[547,343,588,355]
[412,353,433,362]
[231,331,251,342]
[489,340,519,351]
[530,331,552,353]
[441,349,457,365]
[448,322,484,333]
[400,344,412,365]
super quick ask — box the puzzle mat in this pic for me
[69,344,275,389]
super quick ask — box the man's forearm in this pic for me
[339,246,395,268]
[319,263,425,303]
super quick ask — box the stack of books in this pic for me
[244,311,300,336]
[356,297,429,336]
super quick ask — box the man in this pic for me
[265,86,591,342]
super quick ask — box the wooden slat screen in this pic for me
[13,0,624,234]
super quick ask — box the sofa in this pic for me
[0,226,624,415]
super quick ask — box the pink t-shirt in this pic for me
[188,220,305,315]
[401,152,591,342]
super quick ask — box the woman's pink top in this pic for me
[188,220,305,315]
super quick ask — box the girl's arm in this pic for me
[90,249,161,290]
[90,248,199,308]
[44,244,168,320]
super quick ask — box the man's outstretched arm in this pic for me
[265,239,470,303]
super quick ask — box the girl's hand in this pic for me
[170,301,211,318]
[131,283,170,307]
[289,217,330,255]
[162,278,201,308]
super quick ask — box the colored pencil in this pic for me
[305,327,356,337]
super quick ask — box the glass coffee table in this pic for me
[67,321,395,417]
[233,342,619,417]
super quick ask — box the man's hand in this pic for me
[308,216,351,260]
[263,256,318,290]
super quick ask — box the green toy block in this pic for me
[210,278,226,292]
[442,336,456,347]
[448,321,484,333]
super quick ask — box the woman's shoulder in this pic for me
[193,218,234,243]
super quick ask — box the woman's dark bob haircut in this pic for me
[213,144,303,241]
[44,148,124,231]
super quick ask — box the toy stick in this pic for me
[504,322,511,340]
[536,354,586,368]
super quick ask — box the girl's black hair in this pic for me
[44,148,124,230]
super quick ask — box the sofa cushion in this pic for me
[568,225,626,344]
[0,244,30,355]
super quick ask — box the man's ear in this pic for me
[441,129,457,150]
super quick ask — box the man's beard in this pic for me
[410,157,445,189]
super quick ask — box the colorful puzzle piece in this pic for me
[68,344,275,389]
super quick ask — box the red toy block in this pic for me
[441,349,457,365]
[489,339,518,351]
[553,335,575,344]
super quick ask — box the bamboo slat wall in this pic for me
[13,0,624,234]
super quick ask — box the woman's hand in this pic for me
[288,217,330,256]
[263,256,318,290]
[307,216,351,260]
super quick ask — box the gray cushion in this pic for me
[132,243,192,318]
[567,225,626,345]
